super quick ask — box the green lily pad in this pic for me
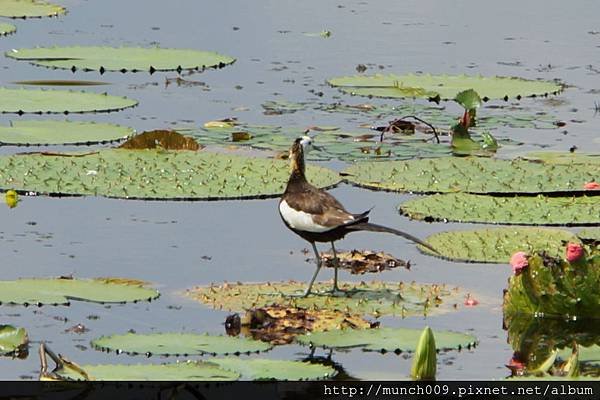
[0,149,340,200]
[328,73,562,100]
[91,332,272,356]
[558,346,600,367]
[0,0,65,18]
[262,100,306,114]
[0,88,137,114]
[523,152,600,165]
[0,325,28,356]
[211,358,336,380]
[6,46,236,73]
[296,327,476,353]
[56,361,239,381]
[188,281,466,318]
[578,228,600,241]
[0,277,159,306]
[343,157,600,195]
[0,120,134,145]
[0,23,16,36]
[420,227,578,263]
[400,193,600,226]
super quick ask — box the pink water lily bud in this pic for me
[584,181,600,190]
[464,293,479,306]
[509,252,529,275]
[566,242,584,263]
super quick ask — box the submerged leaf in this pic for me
[91,332,272,356]
[0,277,159,306]
[6,46,236,73]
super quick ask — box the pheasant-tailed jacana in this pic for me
[279,136,438,296]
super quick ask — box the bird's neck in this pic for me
[285,151,308,193]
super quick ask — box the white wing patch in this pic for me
[279,200,333,233]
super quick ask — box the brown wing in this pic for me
[283,186,356,229]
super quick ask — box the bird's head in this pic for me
[289,135,313,174]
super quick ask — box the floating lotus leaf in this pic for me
[0,0,65,18]
[400,193,600,226]
[6,46,236,73]
[578,228,600,242]
[0,23,16,36]
[523,151,600,165]
[0,120,134,145]
[262,100,306,115]
[343,157,600,195]
[119,130,200,150]
[328,73,562,100]
[0,325,28,356]
[91,332,272,356]
[228,305,371,345]
[188,281,466,318]
[296,327,476,353]
[0,88,137,114]
[55,361,239,381]
[210,358,336,380]
[0,277,159,306]
[319,250,409,274]
[0,149,340,200]
[503,244,600,319]
[421,227,578,263]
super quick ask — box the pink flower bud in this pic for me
[566,242,584,263]
[464,294,479,306]
[584,181,600,190]
[509,251,529,275]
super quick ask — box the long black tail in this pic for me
[347,222,439,254]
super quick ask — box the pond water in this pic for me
[0,0,598,380]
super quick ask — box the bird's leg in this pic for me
[302,242,322,297]
[330,241,343,293]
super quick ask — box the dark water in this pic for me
[0,0,598,380]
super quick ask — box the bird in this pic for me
[278,136,439,297]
